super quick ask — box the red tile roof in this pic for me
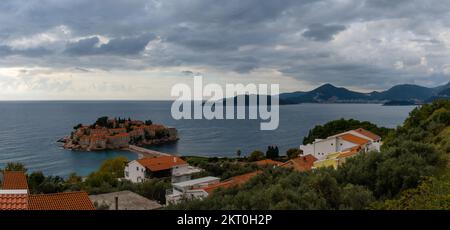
[202,171,261,194]
[281,154,318,172]
[254,159,283,166]
[29,191,95,210]
[338,133,370,145]
[338,146,361,159]
[137,156,186,172]
[354,128,381,141]
[2,171,28,190]
[0,194,28,210]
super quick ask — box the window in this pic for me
[136,167,139,171]
[125,171,129,177]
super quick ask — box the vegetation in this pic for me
[248,150,265,162]
[169,100,450,210]
[302,118,393,145]
[3,162,27,172]
[286,148,302,159]
[265,146,279,159]
[184,156,258,180]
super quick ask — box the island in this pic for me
[61,116,178,151]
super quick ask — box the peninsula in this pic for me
[62,116,178,151]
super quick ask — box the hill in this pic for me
[278,81,450,104]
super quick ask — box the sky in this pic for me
[0,0,450,100]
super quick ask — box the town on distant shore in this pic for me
[62,116,178,151]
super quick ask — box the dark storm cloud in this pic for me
[0,45,52,57]
[65,34,154,56]
[302,24,347,41]
[1,0,450,89]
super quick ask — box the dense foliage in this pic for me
[302,118,393,145]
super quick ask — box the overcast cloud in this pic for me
[0,0,449,99]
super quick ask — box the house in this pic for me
[0,171,95,210]
[280,154,318,172]
[89,190,162,210]
[312,146,361,169]
[28,192,96,210]
[109,128,127,135]
[165,171,261,205]
[165,176,220,205]
[202,171,261,194]
[124,156,201,183]
[90,128,109,136]
[129,126,145,140]
[299,128,381,160]
[106,133,130,149]
[89,135,107,150]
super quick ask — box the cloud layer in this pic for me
[0,0,450,99]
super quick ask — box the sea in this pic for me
[0,101,415,177]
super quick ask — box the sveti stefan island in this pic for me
[0,1,449,228]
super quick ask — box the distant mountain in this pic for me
[219,81,450,105]
[438,87,450,97]
[280,84,371,104]
[278,81,450,105]
[370,84,436,101]
[220,94,286,106]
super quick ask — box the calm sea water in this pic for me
[0,101,415,176]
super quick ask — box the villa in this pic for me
[124,156,202,183]
[299,128,381,161]
[0,171,95,210]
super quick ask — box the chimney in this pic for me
[115,196,119,210]
[173,157,176,163]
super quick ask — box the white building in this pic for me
[299,128,382,160]
[165,176,220,205]
[124,156,201,183]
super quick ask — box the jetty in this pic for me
[126,145,172,159]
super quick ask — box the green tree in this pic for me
[286,148,301,159]
[3,162,27,172]
[95,116,109,127]
[236,149,242,158]
[28,171,45,193]
[98,156,128,178]
[265,146,279,159]
[248,150,265,162]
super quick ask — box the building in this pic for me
[313,146,361,169]
[299,128,381,160]
[106,133,130,149]
[124,156,201,183]
[165,176,220,205]
[89,135,107,150]
[0,171,95,210]
[201,171,261,194]
[109,128,127,135]
[280,154,318,172]
[165,171,261,205]
[89,190,162,210]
